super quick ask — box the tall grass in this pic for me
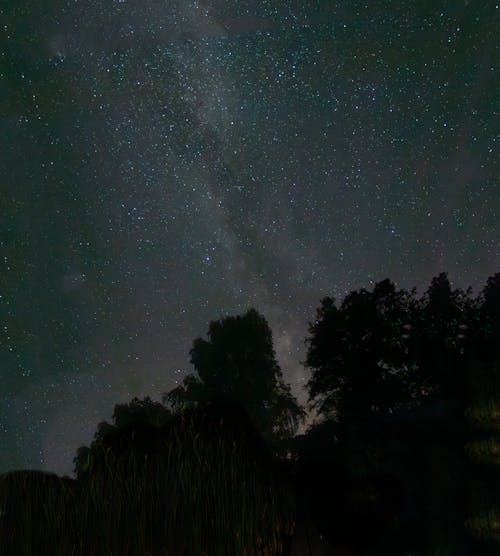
[0,470,81,556]
[0,409,296,555]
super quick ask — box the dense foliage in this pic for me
[1,271,498,555]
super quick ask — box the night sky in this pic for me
[1,1,498,478]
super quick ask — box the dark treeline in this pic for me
[0,271,499,555]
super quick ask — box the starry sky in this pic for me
[1,1,498,478]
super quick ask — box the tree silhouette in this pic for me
[412,272,471,402]
[305,279,415,425]
[109,395,174,429]
[73,397,278,488]
[70,398,295,556]
[162,308,306,453]
[476,272,500,363]
[303,275,484,554]
[73,396,173,479]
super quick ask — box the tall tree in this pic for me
[305,280,415,424]
[476,272,500,363]
[162,308,306,451]
[412,272,470,402]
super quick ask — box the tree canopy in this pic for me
[305,279,416,423]
[73,309,305,476]
[73,396,173,479]
[305,272,500,425]
[162,308,306,449]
